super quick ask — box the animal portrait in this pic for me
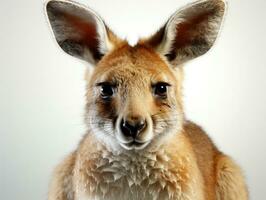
[44,0,248,199]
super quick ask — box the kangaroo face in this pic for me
[46,0,225,150]
[86,45,183,150]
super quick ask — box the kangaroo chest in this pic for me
[74,148,203,200]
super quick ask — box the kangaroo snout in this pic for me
[116,112,153,150]
[120,116,147,139]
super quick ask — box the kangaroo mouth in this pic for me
[120,140,150,150]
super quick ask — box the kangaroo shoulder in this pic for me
[48,152,76,200]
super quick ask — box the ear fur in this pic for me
[45,0,122,65]
[143,0,226,66]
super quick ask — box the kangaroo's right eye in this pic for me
[100,84,114,100]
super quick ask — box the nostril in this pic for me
[136,120,146,132]
[120,120,132,137]
[120,119,147,138]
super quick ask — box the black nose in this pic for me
[120,118,146,138]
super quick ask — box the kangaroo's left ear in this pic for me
[45,0,122,65]
[143,0,226,66]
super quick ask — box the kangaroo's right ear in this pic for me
[45,0,122,65]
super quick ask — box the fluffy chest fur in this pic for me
[73,135,204,200]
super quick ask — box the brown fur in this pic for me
[46,0,248,199]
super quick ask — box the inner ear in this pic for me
[59,12,103,61]
[142,0,226,66]
[165,4,221,61]
[46,0,122,64]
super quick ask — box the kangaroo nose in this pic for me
[120,117,146,138]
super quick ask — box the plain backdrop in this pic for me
[1,0,265,199]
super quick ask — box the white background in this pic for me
[1,0,265,199]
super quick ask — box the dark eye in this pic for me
[153,82,170,98]
[100,84,114,99]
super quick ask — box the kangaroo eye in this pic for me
[153,82,170,98]
[100,84,114,99]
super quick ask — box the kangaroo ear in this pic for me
[45,0,121,65]
[144,0,226,66]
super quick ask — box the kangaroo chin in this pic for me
[45,0,248,199]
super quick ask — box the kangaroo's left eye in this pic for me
[153,82,170,98]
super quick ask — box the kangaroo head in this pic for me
[46,0,225,151]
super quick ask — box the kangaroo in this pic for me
[45,0,248,199]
